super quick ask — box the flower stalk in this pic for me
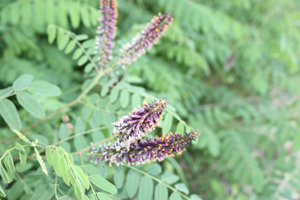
[94,0,118,69]
[118,11,173,68]
[90,130,200,166]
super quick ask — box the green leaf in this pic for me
[161,173,179,184]
[76,34,89,41]
[81,7,91,28]
[147,163,162,175]
[58,34,69,50]
[251,169,264,192]
[190,194,203,200]
[75,117,86,134]
[110,88,119,103]
[47,25,56,44]
[175,183,189,195]
[69,4,80,28]
[75,166,90,190]
[125,169,140,198]
[7,181,23,200]
[207,130,220,157]
[74,181,82,199]
[91,128,104,141]
[132,93,142,108]
[105,112,116,126]
[17,92,45,118]
[90,111,103,129]
[82,39,95,48]
[138,176,153,200]
[68,154,74,165]
[73,49,83,60]
[113,166,124,189]
[294,133,300,151]
[90,175,117,194]
[162,113,173,133]
[19,151,27,165]
[176,123,184,135]
[13,74,33,91]
[28,81,61,96]
[68,168,76,185]
[169,192,182,200]
[52,149,61,177]
[82,106,92,119]
[77,56,88,66]
[4,153,15,172]
[101,85,109,97]
[46,147,53,165]
[35,148,48,176]
[97,162,107,178]
[74,136,87,151]
[0,99,21,130]
[84,63,94,73]
[0,163,12,183]
[59,123,70,139]
[155,183,168,200]
[57,182,69,196]
[31,184,55,200]
[97,192,112,200]
[120,90,130,108]
[0,184,6,197]
[0,86,14,98]
[124,75,143,83]
[65,40,76,54]
[14,143,25,152]
[46,1,55,24]
[85,164,101,176]
[59,156,70,185]
[16,161,33,173]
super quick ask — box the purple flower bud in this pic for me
[94,0,118,70]
[112,99,168,150]
[118,12,173,68]
[96,130,200,166]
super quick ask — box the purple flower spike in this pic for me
[94,0,118,69]
[100,130,200,166]
[112,99,168,150]
[118,12,173,68]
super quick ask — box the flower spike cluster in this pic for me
[89,99,200,166]
[112,99,168,151]
[91,130,200,166]
[93,1,173,72]
[118,12,173,68]
[94,0,118,69]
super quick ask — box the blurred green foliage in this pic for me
[1,0,300,200]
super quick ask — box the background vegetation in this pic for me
[1,0,300,199]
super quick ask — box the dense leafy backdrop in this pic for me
[0,0,300,200]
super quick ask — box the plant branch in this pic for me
[125,165,192,200]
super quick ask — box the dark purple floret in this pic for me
[94,0,118,70]
[92,130,200,166]
[118,12,173,69]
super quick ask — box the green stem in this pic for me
[0,91,17,101]
[79,155,99,200]
[54,175,59,200]
[125,165,192,200]
[0,148,15,162]
[72,135,118,155]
